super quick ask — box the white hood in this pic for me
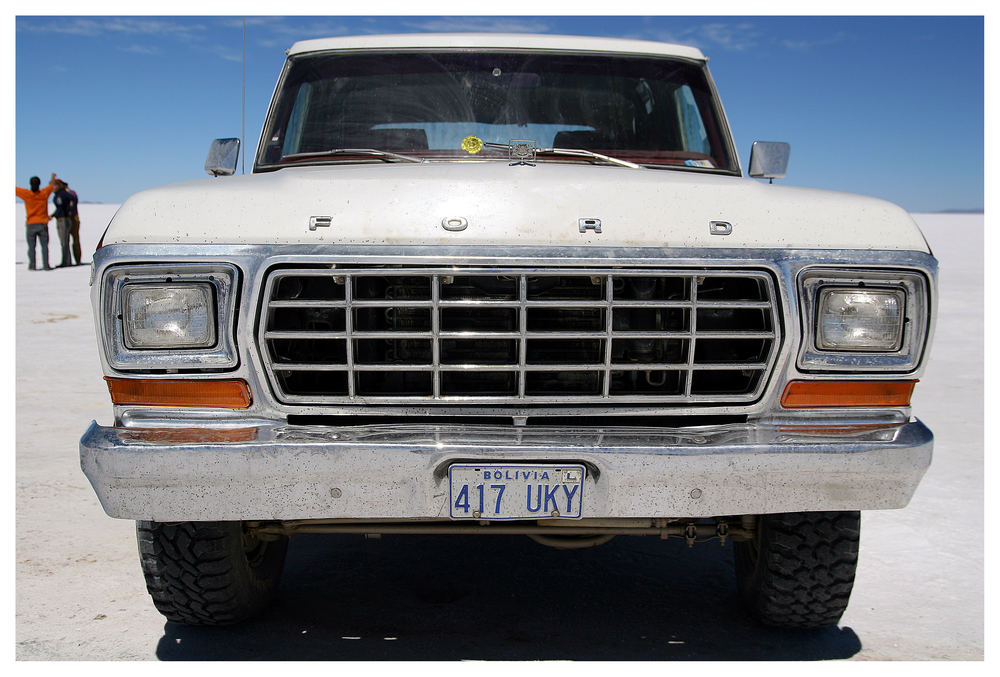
[105,162,929,252]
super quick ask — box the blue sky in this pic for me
[14,14,984,211]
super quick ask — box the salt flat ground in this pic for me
[13,207,983,660]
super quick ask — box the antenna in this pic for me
[241,17,246,175]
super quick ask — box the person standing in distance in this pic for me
[15,173,56,271]
[63,181,82,265]
[52,179,78,267]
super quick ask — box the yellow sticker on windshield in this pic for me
[461,136,484,154]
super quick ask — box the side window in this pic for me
[282,82,313,156]
[674,85,710,155]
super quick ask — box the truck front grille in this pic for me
[258,267,781,405]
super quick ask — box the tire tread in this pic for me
[735,511,860,629]
[136,521,287,626]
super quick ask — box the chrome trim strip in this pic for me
[93,243,937,267]
[602,276,614,397]
[269,362,768,372]
[684,275,698,397]
[344,276,356,397]
[268,299,773,309]
[518,275,527,398]
[431,275,441,398]
[262,330,775,339]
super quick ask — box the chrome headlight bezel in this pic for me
[797,268,929,373]
[103,263,239,371]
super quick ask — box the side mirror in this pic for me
[748,141,790,181]
[205,138,240,177]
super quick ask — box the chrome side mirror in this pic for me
[205,138,240,177]
[748,141,790,181]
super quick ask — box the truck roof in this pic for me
[287,33,707,61]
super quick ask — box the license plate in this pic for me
[448,463,585,520]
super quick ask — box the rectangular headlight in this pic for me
[102,264,239,371]
[797,268,931,373]
[817,288,904,351]
[122,284,216,349]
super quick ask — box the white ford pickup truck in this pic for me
[80,33,936,629]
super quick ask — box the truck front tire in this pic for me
[734,511,860,629]
[137,520,288,626]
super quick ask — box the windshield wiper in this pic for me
[541,147,642,169]
[482,141,641,169]
[282,148,423,163]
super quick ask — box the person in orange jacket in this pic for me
[15,172,57,271]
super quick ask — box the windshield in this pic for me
[256,50,737,172]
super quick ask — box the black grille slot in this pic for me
[260,267,780,404]
[441,371,517,396]
[440,339,517,365]
[441,307,516,332]
[610,369,684,395]
[276,371,349,396]
[354,339,431,365]
[526,371,602,395]
[526,338,604,364]
[527,307,605,332]
[526,275,603,300]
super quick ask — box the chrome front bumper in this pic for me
[80,419,933,522]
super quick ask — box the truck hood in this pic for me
[105,162,929,251]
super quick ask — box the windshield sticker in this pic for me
[684,159,715,168]
[461,136,484,154]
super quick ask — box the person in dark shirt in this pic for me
[63,182,82,265]
[52,180,78,268]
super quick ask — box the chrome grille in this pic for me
[258,267,781,405]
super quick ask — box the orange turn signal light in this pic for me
[780,380,917,409]
[105,378,252,409]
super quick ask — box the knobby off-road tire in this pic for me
[137,521,289,626]
[734,511,860,629]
